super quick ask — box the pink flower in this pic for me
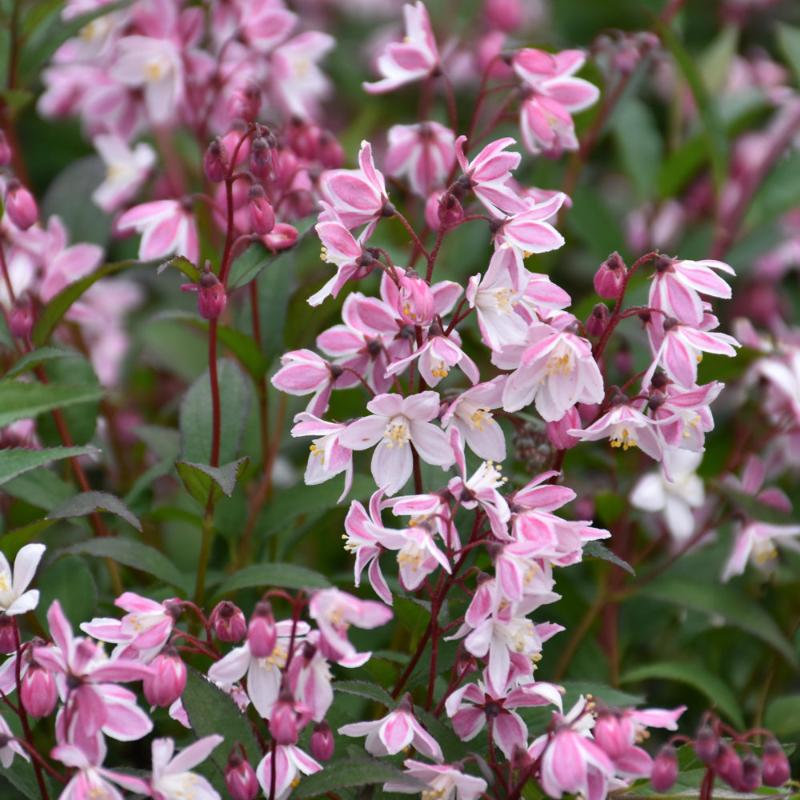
[291,413,353,501]
[271,349,339,416]
[0,714,28,767]
[92,134,155,212]
[52,739,149,799]
[502,324,604,421]
[308,588,392,666]
[320,140,389,228]
[455,136,526,217]
[340,391,453,495]
[387,327,479,388]
[344,491,395,604]
[117,199,199,263]
[530,697,615,800]
[363,2,439,94]
[381,268,461,327]
[571,403,663,461]
[256,744,321,800]
[445,676,562,758]
[493,194,567,258]
[442,377,507,462]
[271,32,335,119]
[238,0,297,52]
[512,49,600,155]
[649,257,735,327]
[649,381,722,452]
[110,36,183,125]
[385,122,456,196]
[384,760,487,800]
[0,543,45,617]
[339,699,443,761]
[149,735,223,800]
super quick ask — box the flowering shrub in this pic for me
[1,0,800,799]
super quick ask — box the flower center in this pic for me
[469,407,491,430]
[546,351,573,376]
[610,427,637,450]
[383,417,410,447]
[431,360,449,379]
[493,287,514,313]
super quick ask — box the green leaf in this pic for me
[62,537,190,593]
[0,446,97,486]
[214,563,330,597]
[0,520,58,559]
[621,660,744,729]
[176,458,249,506]
[0,381,104,427]
[612,99,663,200]
[36,555,98,628]
[764,695,800,737]
[560,681,644,708]
[658,23,728,191]
[698,26,739,96]
[334,680,395,708]
[3,467,76,510]
[32,260,137,346]
[293,756,425,798]
[135,425,181,461]
[158,255,200,283]
[1,755,53,800]
[638,577,798,668]
[777,23,800,86]
[4,346,80,379]
[583,541,635,575]
[227,242,272,290]
[180,359,253,465]
[48,491,142,531]
[182,668,261,766]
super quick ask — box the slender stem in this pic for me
[553,588,607,681]
[194,501,215,605]
[393,210,429,261]
[208,319,221,467]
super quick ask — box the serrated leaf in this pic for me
[32,260,137,346]
[334,680,395,707]
[48,491,141,531]
[0,381,104,427]
[62,537,189,593]
[180,359,252,465]
[3,467,76,509]
[293,756,425,798]
[214,563,330,597]
[621,660,744,728]
[0,446,97,486]
[176,458,249,505]
[4,346,78,378]
[638,576,798,668]
[182,668,261,767]
[778,23,800,86]
[584,541,635,575]
[158,255,200,283]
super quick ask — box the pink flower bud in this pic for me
[247,602,276,658]
[21,661,58,718]
[585,303,609,337]
[210,601,247,643]
[222,125,251,167]
[287,118,321,161]
[263,222,298,252]
[198,270,227,321]
[225,753,259,800]
[250,136,274,180]
[546,407,581,450]
[318,132,345,169]
[0,617,15,654]
[310,722,334,762]
[397,270,435,325]
[229,83,262,122]
[651,745,679,792]
[425,191,445,231]
[762,739,790,787]
[4,180,38,230]
[0,131,11,167]
[694,724,720,764]
[739,754,761,792]
[484,0,523,31]
[593,713,627,759]
[143,649,187,708]
[248,185,276,235]
[715,743,743,789]
[593,252,627,299]
[9,298,34,340]
[269,691,299,745]
[438,193,464,229]
[204,137,229,183]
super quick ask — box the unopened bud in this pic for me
[225,753,259,800]
[545,407,581,450]
[650,744,679,792]
[715,743,743,789]
[247,602,276,658]
[762,739,790,787]
[198,268,227,321]
[739,754,761,792]
[318,132,344,169]
[593,252,627,299]
[248,185,275,235]
[586,303,610,337]
[269,690,299,745]
[310,722,334,761]
[9,298,34,339]
[210,601,247,643]
[143,649,187,708]
[250,137,273,180]
[21,660,58,718]
[4,180,38,230]
[204,138,229,183]
[484,0,524,31]
[287,118,320,161]
[694,724,720,764]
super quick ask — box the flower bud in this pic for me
[318,131,345,169]
[650,744,679,792]
[210,601,247,643]
[247,602,276,658]
[143,649,187,708]
[198,269,227,321]
[739,754,761,792]
[438,192,464,228]
[4,180,38,230]
[694,724,720,764]
[0,131,11,167]
[248,185,276,235]
[546,407,581,450]
[762,739,790,787]
[229,83,262,122]
[286,118,320,161]
[21,661,58,718]
[0,617,15,654]
[250,136,273,180]
[484,0,523,31]
[9,297,34,340]
[269,690,299,745]
[263,222,299,252]
[715,743,743,789]
[310,722,334,761]
[204,137,229,183]
[225,753,259,800]
[585,303,609,337]
[593,251,627,299]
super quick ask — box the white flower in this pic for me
[150,736,223,800]
[0,544,46,617]
[92,135,155,212]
